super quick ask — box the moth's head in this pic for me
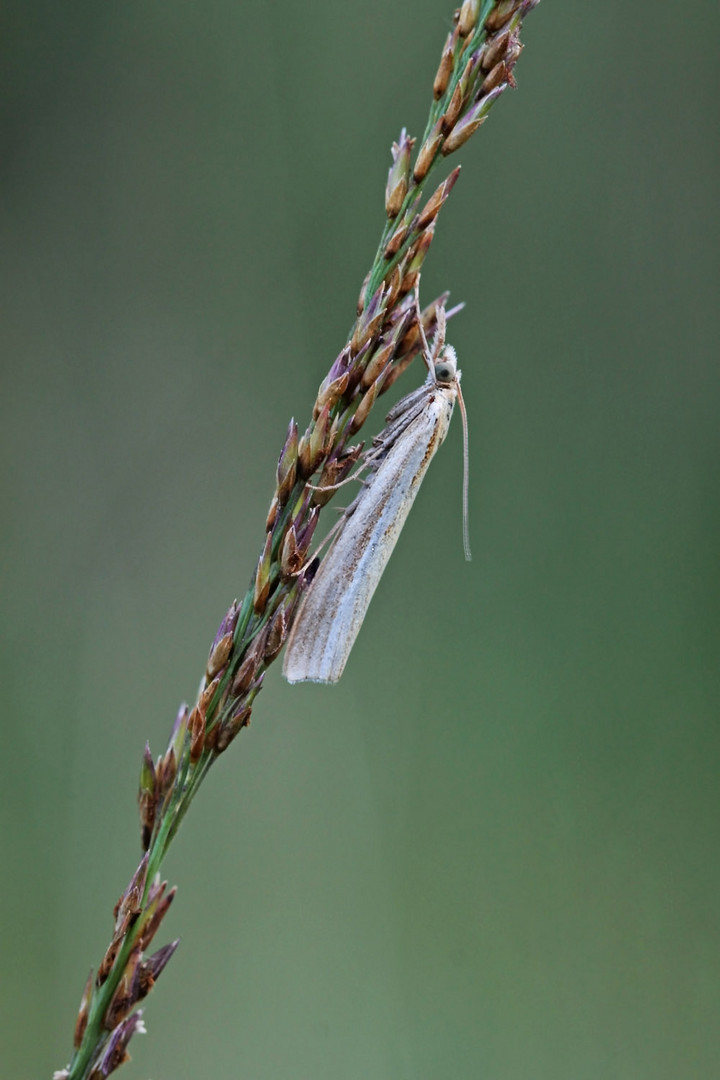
[433,345,460,386]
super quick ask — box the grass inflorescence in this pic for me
[56,3,540,1076]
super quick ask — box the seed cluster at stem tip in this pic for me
[57,2,539,1077]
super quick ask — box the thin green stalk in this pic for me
[56,3,540,1077]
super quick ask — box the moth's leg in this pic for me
[306,466,365,494]
[343,492,361,517]
[306,443,373,494]
[291,504,353,576]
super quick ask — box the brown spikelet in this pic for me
[433,33,455,99]
[349,378,380,435]
[73,970,94,1049]
[458,0,480,37]
[231,649,260,697]
[486,1,516,33]
[413,122,444,182]
[188,706,205,763]
[206,634,233,680]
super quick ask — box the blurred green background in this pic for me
[2,2,718,1077]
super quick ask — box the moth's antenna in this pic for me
[445,301,466,321]
[413,279,435,380]
[456,379,471,562]
[432,305,447,362]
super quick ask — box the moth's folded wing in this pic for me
[283,397,451,684]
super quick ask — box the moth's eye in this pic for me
[434,359,456,383]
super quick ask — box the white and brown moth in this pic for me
[282,289,470,685]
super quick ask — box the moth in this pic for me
[282,288,470,685]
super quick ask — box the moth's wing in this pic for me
[383,381,433,426]
[282,388,455,684]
